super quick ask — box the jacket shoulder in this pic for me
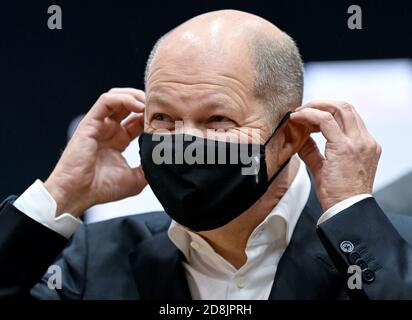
[83,211,172,252]
[86,211,171,237]
[56,211,171,299]
[386,211,412,246]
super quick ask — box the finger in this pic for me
[290,108,344,143]
[109,88,146,104]
[109,92,145,123]
[88,92,144,121]
[111,105,132,123]
[110,93,145,123]
[122,113,144,140]
[345,102,369,132]
[298,136,324,176]
[298,100,362,137]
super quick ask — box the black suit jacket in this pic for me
[375,171,412,217]
[1,183,412,300]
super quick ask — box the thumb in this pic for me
[298,136,324,176]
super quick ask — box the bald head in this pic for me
[144,10,303,125]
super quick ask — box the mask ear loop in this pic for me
[263,111,292,185]
[264,111,292,146]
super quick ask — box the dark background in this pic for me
[0,0,411,200]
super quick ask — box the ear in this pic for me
[277,120,310,164]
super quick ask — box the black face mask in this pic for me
[139,112,291,231]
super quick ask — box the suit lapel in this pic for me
[268,183,344,299]
[129,232,192,300]
[129,174,345,300]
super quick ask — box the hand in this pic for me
[290,101,382,211]
[44,88,147,217]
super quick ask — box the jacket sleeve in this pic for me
[317,197,412,299]
[0,196,87,299]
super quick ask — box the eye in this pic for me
[209,115,229,122]
[152,113,173,121]
[150,113,175,129]
[207,115,236,129]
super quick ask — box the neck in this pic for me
[198,156,301,269]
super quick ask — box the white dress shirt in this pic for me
[12,160,371,299]
[168,159,311,299]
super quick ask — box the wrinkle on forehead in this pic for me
[146,12,278,84]
[146,10,284,90]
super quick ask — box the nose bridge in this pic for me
[175,119,205,137]
[171,86,209,136]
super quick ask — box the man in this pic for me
[1,9,412,300]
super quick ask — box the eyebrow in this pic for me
[147,93,243,117]
[147,94,175,110]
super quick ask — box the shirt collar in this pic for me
[168,159,311,260]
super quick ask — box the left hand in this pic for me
[290,101,382,211]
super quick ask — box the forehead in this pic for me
[146,29,254,94]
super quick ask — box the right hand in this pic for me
[44,88,147,218]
